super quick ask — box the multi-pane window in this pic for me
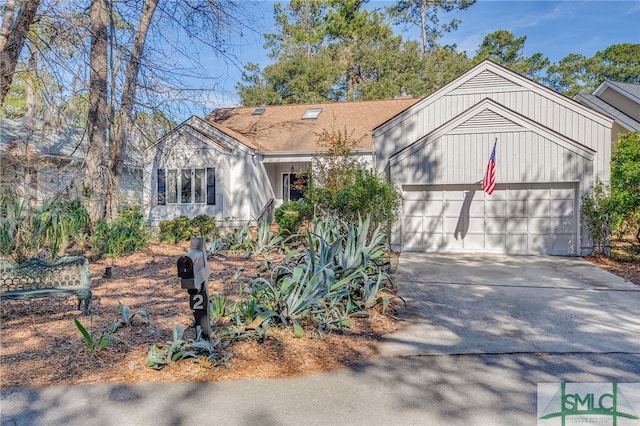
[283,172,306,202]
[157,168,215,205]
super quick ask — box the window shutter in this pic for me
[157,169,166,205]
[206,168,216,205]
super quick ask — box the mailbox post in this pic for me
[177,237,211,339]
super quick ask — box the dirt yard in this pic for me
[0,242,398,388]
[1,242,638,389]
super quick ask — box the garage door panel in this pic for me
[401,183,577,255]
[528,188,550,200]
[552,187,575,199]
[462,234,486,250]
[403,190,424,201]
[423,200,444,215]
[486,200,506,217]
[507,200,527,217]
[507,217,528,234]
[552,235,576,253]
[528,217,551,234]
[443,233,464,250]
[506,234,528,253]
[486,234,506,250]
[551,199,574,216]
[403,200,424,216]
[528,199,550,217]
[425,190,443,201]
[529,234,550,252]
[444,217,485,234]
[550,216,575,234]
[404,216,423,233]
[403,231,423,250]
[486,218,506,234]
[423,233,445,251]
[446,200,485,216]
[508,189,528,200]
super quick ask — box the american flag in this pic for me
[482,140,497,195]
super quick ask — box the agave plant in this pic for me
[251,219,283,257]
[146,325,198,369]
[117,301,149,327]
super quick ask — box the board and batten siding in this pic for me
[374,62,613,184]
[144,116,275,229]
[390,131,593,188]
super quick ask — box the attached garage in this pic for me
[401,182,578,255]
[374,60,614,256]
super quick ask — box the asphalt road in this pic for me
[2,254,639,425]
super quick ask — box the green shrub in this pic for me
[274,200,312,236]
[158,215,218,243]
[581,178,613,254]
[92,205,150,257]
[191,214,219,238]
[158,216,193,243]
[0,193,90,262]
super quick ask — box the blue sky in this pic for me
[188,0,640,116]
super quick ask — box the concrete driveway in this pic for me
[380,253,640,357]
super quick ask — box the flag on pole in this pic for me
[482,140,497,195]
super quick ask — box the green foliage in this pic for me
[387,0,476,54]
[145,216,397,369]
[158,216,193,243]
[611,132,640,222]
[274,200,313,236]
[610,132,640,245]
[306,126,400,233]
[546,43,640,96]
[92,206,149,258]
[190,214,219,239]
[146,325,229,369]
[74,318,120,352]
[472,30,549,81]
[228,215,396,335]
[236,0,471,105]
[118,301,149,327]
[0,194,90,262]
[220,222,284,258]
[158,215,218,243]
[581,178,613,254]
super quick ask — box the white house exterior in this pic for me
[143,99,419,229]
[373,61,613,255]
[146,60,613,256]
[0,118,143,207]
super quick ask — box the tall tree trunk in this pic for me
[420,0,429,55]
[0,0,16,51]
[25,42,36,131]
[84,0,109,227]
[0,0,41,106]
[106,0,158,221]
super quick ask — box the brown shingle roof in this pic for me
[204,98,421,152]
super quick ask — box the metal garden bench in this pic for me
[0,256,92,314]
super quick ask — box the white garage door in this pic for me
[401,182,578,255]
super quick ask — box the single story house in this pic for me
[0,118,144,207]
[145,60,613,256]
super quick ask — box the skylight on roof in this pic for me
[252,108,266,115]
[301,108,322,120]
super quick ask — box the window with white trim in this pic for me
[157,167,215,205]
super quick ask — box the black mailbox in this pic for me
[177,249,209,290]
[176,237,211,339]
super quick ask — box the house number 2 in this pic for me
[190,294,205,310]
